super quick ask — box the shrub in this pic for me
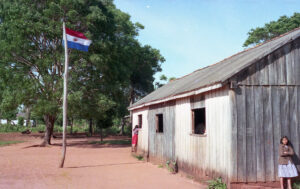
[0,124,25,132]
[105,126,120,136]
[18,117,24,126]
[293,180,300,189]
[207,177,227,189]
[123,125,132,137]
[133,155,144,161]
[166,160,178,174]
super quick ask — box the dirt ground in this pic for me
[0,133,206,189]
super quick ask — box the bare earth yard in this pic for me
[0,133,205,189]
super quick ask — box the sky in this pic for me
[114,0,300,81]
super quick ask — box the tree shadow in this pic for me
[67,162,144,169]
[22,139,131,149]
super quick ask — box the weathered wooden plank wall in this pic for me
[232,38,300,86]
[230,39,300,182]
[148,101,176,161]
[174,87,232,179]
[232,86,300,182]
[132,107,149,153]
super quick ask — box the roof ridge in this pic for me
[171,26,300,83]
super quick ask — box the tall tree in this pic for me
[0,0,164,144]
[243,12,300,47]
[0,0,164,145]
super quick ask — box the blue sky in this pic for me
[114,0,300,81]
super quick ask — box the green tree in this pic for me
[155,74,176,89]
[0,0,164,145]
[168,77,176,82]
[243,12,300,47]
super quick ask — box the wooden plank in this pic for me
[229,90,238,182]
[284,43,295,85]
[258,59,266,85]
[263,86,275,181]
[254,86,265,182]
[247,64,256,85]
[271,86,281,180]
[268,54,277,85]
[295,45,300,85]
[236,86,247,182]
[246,86,257,182]
[191,94,205,109]
[254,61,261,86]
[297,86,300,170]
[280,87,290,137]
[278,50,287,85]
[262,57,269,85]
[288,87,299,168]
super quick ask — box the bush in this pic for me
[18,117,24,126]
[0,124,27,133]
[207,177,227,189]
[105,126,120,135]
[293,180,300,189]
[123,124,132,137]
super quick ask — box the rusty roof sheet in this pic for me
[130,27,300,109]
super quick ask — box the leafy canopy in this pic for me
[0,0,164,124]
[243,12,300,47]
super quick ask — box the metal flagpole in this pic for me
[59,21,69,168]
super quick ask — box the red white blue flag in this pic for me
[63,28,92,52]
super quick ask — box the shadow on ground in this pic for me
[23,139,131,149]
[67,162,144,169]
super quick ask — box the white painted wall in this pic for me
[0,119,34,126]
[174,87,232,178]
[132,107,149,153]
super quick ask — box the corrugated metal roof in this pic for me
[130,27,300,110]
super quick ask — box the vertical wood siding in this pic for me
[230,39,300,182]
[132,107,149,153]
[231,86,300,182]
[174,87,232,179]
[232,38,300,86]
[148,101,176,161]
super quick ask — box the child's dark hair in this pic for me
[134,125,139,130]
[280,136,289,145]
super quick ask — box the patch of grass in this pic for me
[166,160,178,174]
[293,180,300,189]
[186,175,194,180]
[0,141,24,147]
[158,164,163,168]
[207,177,227,189]
[133,155,144,161]
[89,139,131,145]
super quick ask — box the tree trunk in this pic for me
[129,88,135,132]
[89,119,93,136]
[119,117,125,135]
[25,106,31,127]
[100,126,103,142]
[41,115,56,146]
[70,117,73,135]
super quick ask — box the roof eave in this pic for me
[128,83,223,111]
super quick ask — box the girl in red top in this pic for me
[132,125,140,152]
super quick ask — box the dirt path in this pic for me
[0,134,206,189]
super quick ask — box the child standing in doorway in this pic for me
[131,125,140,152]
[278,136,298,189]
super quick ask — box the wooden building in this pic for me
[129,28,300,184]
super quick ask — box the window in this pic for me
[138,114,142,128]
[192,108,206,135]
[156,114,163,133]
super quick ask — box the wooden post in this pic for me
[59,21,69,168]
